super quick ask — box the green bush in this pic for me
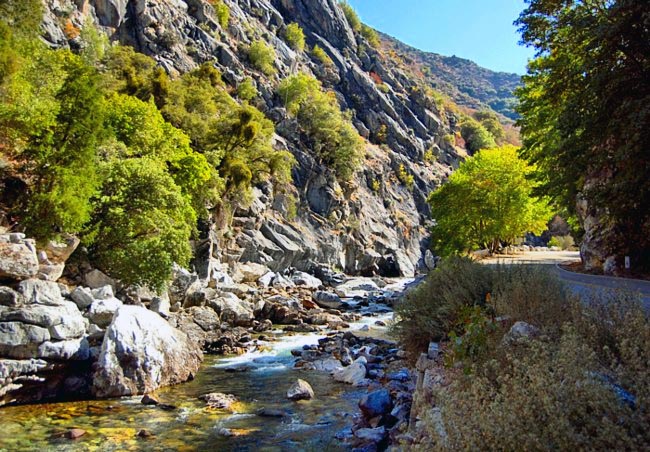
[211,0,230,29]
[248,39,276,75]
[278,73,363,181]
[339,1,361,32]
[283,23,305,52]
[360,24,380,47]
[392,257,493,360]
[548,234,575,250]
[460,116,496,154]
[236,77,258,101]
[311,45,334,67]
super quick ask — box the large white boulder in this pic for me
[92,305,202,398]
[0,240,39,280]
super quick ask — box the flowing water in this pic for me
[0,309,396,452]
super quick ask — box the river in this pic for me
[0,306,396,451]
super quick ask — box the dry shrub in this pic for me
[391,257,492,361]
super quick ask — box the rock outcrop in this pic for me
[92,305,202,398]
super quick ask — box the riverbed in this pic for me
[0,310,395,451]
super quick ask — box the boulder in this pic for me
[0,301,86,338]
[0,322,50,358]
[237,263,271,283]
[333,357,367,385]
[503,321,541,345]
[354,426,387,443]
[18,279,64,306]
[92,305,202,398]
[70,287,94,310]
[312,291,343,310]
[0,241,38,280]
[258,271,276,287]
[44,234,79,263]
[311,358,343,373]
[87,297,123,328]
[208,294,254,326]
[37,337,90,360]
[287,378,315,401]
[91,285,114,300]
[84,269,116,290]
[359,389,392,418]
[37,262,65,282]
[150,295,171,318]
[334,278,380,298]
[291,271,322,289]
[168,265,198,304]
[200,392,238,410]
[188,306,221,331]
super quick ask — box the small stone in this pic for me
[427,342,440,359]
[359,389,392,419]
[287,379,315,401]
[66,429,86,440]
[137,429,154,438]
[157,404,177,411]
[256,407,289,417]
[141,394,159,405]
[200,392,238,410]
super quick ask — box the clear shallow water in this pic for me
[0,311,395,452]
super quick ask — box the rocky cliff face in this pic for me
[39,0,491,277]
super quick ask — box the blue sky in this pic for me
[347,0,535,74]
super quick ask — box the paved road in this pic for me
[482,251,650,310]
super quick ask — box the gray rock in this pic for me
[84,269,116,290]
[92,306,202,398]
[37,262,65,282]
[503,321,541,345]
[359,389,392,418]
[87,297,123,328]
[208,294,254,326]
[427,342,440,360]
[18,279,64,306]
[150,294,171,318]
[290,271,322,289]
[287,378,315,400]
[312,291,343,310]
[237,262,271,283]
[200,392,238,410]
[188,306,221,331]
[0,241,39,280]
[258,271,276,287]
[91,285,114,300]
[0,322,50,358]
[169,265,198,304]
[70,286,95,310]
[333,357,367,385]
[44,234,79,263]
[37,337,90,360]
[334,278,380,298]
[354,426,387,443]
[0,287,24,307]
[311,357,343,373]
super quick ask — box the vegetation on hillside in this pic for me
[428,145,550,256]
[394,258,650,449]
[278,73,364,181]
[0,2,293,289]
[283,23,305,52]
[516,0,650,271]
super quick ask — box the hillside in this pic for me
[381,33,522,119]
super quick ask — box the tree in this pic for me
[248,40,276,75]
[88,158,195,291]
[459,117,496,154]
[278,73,363,181]
[516,0,650,272]
[428,145,550,255]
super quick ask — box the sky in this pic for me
[347,0,535,74]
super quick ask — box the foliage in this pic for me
[396,164,414,190]
[283,23,305,52]
[360,24,380,48]
[248,40,276,75]
[548,235,575,250]
[210,0,230,28]
[88,158,195,291]
[428,145,550,256]
[516,0,650,270]
[236,77,257,101]
[278,73,363,181]
[473,109,505,143]
[311,45,333,67]
[392,257,493,360]
[423,148,437,164]
[409,265,650,450]
[339,1,361,32]
[459,116,496,154]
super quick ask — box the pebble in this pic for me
[66,429,86,440]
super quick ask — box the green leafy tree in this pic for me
[428,145,550,255]
[278,73,363,181]
[88,158,195,291]
[516,0,650,270]
[460,117,497,154]
[284,23,305,52]
[473,110,505,143]
[248,40,276,75]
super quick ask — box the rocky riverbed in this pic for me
[0,232,419,451]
